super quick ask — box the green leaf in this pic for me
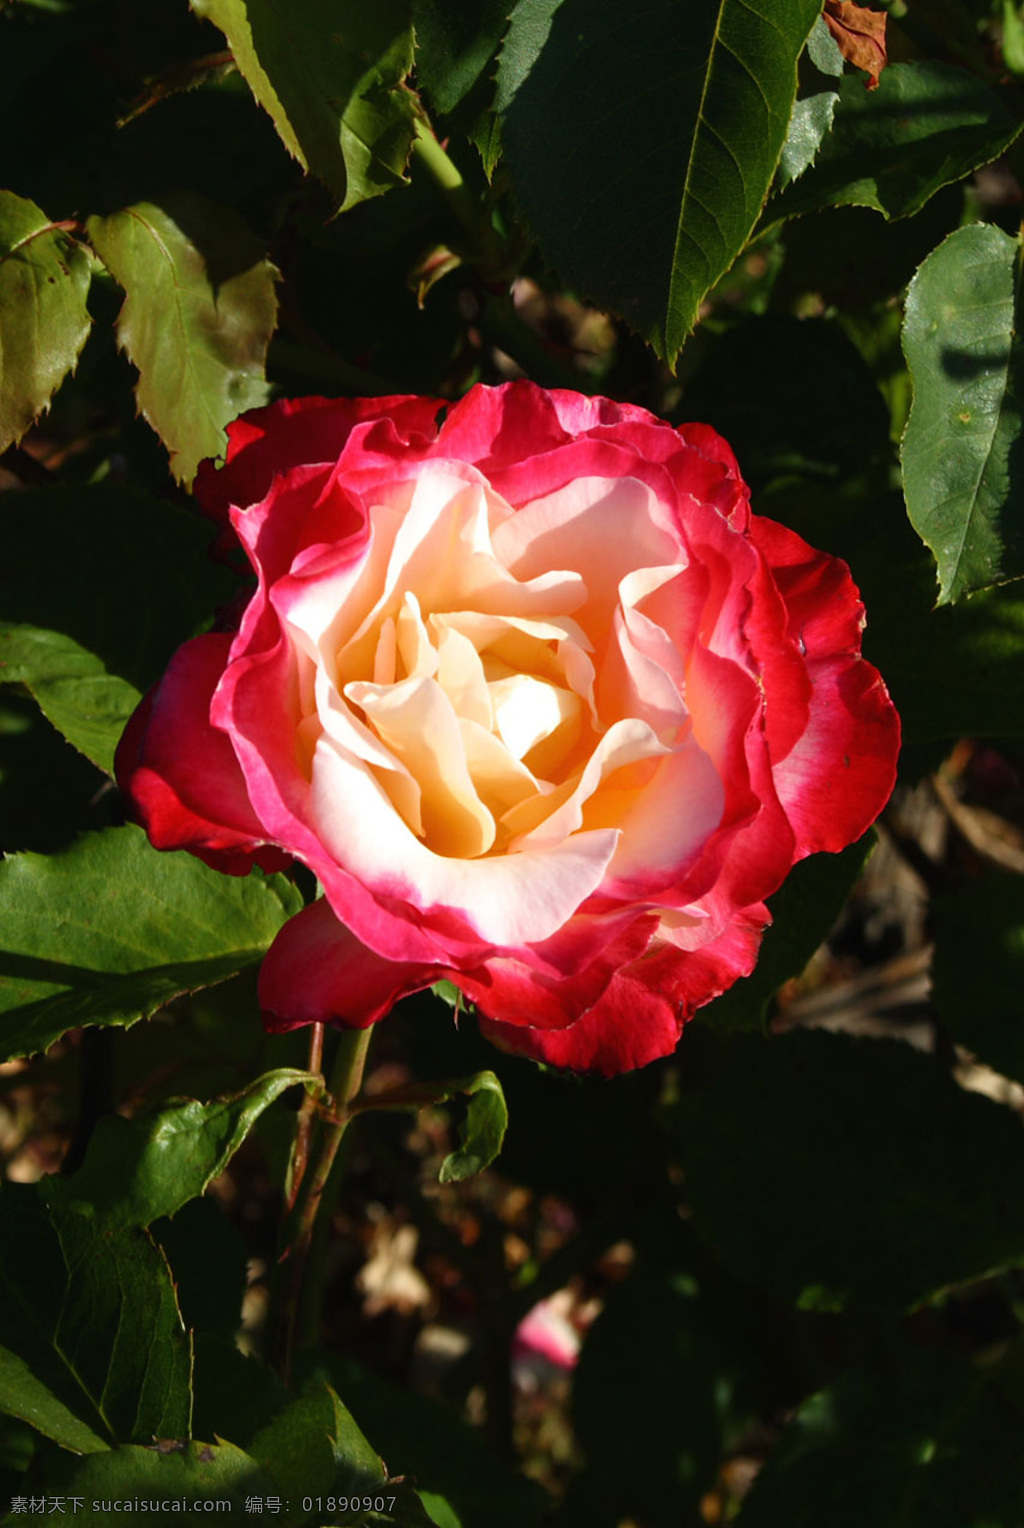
[901,222,1024,604]
[152,1200,249,1342]
[0,1182,192,1448]
[0,825,302,1061]
[738,1350,1024,1527]
[250,1381,383,1503]
[776,15,844,187]
[306,1355,548,1528]
[666,1029,1024,1310]
[0,1186,109,1447]
[0,626,142,777]
[439,1072,507,1182]
[1004,0,1024,76]
[251,1382,440,1524]
[496,0,822,362]
[359,1069,507,1181]
[0,484,237,772]
[885,579,1024,745]
[87,196,278,485]
[0,1347,109,1456]
[58,1070,314,1230]
[0,190,92,452]
[190,0,417,211]
[42,1207,193,1445]
[42,1441,274,1525]
[412,0,509,115]
[766,63,1022,226]
[932,873,1024,1087]
[681,314,891,490]
[191,1334,289,1450]
[703,835,875,1033]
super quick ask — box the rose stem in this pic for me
[411,118,503,270]
[286,1022,325,1212]
[273,1025,373,1386]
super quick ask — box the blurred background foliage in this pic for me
[3,0,1024,1523]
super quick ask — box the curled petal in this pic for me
[260,897,441,1030]
[115,633,288,875]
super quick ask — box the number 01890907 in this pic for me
[301,1497,399,1515]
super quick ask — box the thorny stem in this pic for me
[273,1026,373,1386]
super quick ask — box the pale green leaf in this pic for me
[0,189,92,451]
[87,196,277,485]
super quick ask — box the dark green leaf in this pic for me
[497,0,822,361]
[703,836,875,1033]
[412,0,508,114]
[756,482,1024,747]
[299,1355,548,1528]
[359,1069,507,1180]
[0,1347,108,1457]
[60,1069,314,1229]
[251,1381,439,1525]
[883,578,1024,745]
[771,186,965,312]
[152,1199,249,1341]
[681,314,891,489]
[0,1186,109,1448]
[0,825,302,1061]
[0,1182,191,1448]
[932,873,1024,1086]
[0,190,92,452]
[250,1380,383,1502]
[901,222,1024,604]
[44,1441,274,1525]
[0,626,142,777]
[87,195,278,485]
[42,1205,193,1444]
[666,1029,1024,1309]
[0,483,237,772]
[766,63,1022,226]
[191,1334,289,1450]
[0,690,113,857]
[738,1349,1024,1527]
[190,0,417,211]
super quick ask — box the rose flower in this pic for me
[117,383,899,1075]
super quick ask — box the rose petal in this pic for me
[115,633,288,875]
[260,897,440,1030]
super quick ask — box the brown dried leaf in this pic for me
[823,0,888,90]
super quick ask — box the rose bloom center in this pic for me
[285,462,706,870]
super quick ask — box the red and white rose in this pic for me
[117,382,899,1074]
